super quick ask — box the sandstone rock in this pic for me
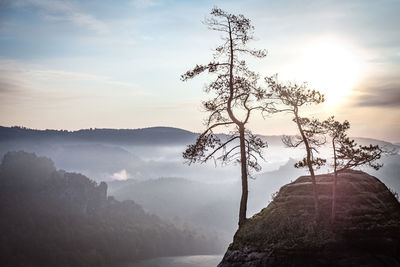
[219,170,400,267]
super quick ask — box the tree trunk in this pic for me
[331,139,338,223]
[295,112,319,220]
[331,171,338,222]
[308,163,319,220]
[238,125,248,227]
[226,20,247,227]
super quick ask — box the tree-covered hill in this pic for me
[0,151,222,267]
[0,126,197,145]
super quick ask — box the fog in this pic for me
[1,127,399,250]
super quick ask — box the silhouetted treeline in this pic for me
[0,151,221,267]
[0,126,196,145]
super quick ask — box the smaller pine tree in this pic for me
[323,116,383,222]
[266,76,325,219]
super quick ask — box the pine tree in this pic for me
[181,8,270,227]
[266,76,325,219]
[323,116,383,222]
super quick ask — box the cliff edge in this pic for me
[219,170,400,267]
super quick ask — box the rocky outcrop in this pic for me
[219,170,400,267]
[0,151,109,215]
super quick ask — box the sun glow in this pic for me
[293,38,363,107]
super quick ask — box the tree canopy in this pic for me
[182,7,270,226]
[265,76,325,218]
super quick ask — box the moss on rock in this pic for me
[219,170,400,267]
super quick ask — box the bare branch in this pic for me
[204,136,240,161]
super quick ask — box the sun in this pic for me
[293,38,363,107]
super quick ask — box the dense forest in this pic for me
[0,151,222,267]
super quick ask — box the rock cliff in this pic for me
[219,170,400,267]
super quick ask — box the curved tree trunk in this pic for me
[294,111,319,220]
[226,19,249,227]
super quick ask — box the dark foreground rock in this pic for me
[219,170,400,267]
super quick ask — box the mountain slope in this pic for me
[0,151,222,267]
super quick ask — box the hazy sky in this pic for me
[0,0,399,141]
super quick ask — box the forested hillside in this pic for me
[0,151,222,267]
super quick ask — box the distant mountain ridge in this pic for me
[0,126,197,145]
[1,126,398,148]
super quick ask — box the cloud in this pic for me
[0,80,24,94]
[0,60,141,106]
[356,85,400,108]
[112,169,129,180]
[11,0,109,33]
[0,61,31,95]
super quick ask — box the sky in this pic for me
[0,0,399,141]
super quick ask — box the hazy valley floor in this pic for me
[121,254,223,267]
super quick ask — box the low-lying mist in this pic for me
[1,126,399,248]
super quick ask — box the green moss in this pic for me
[229,170,400,253]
